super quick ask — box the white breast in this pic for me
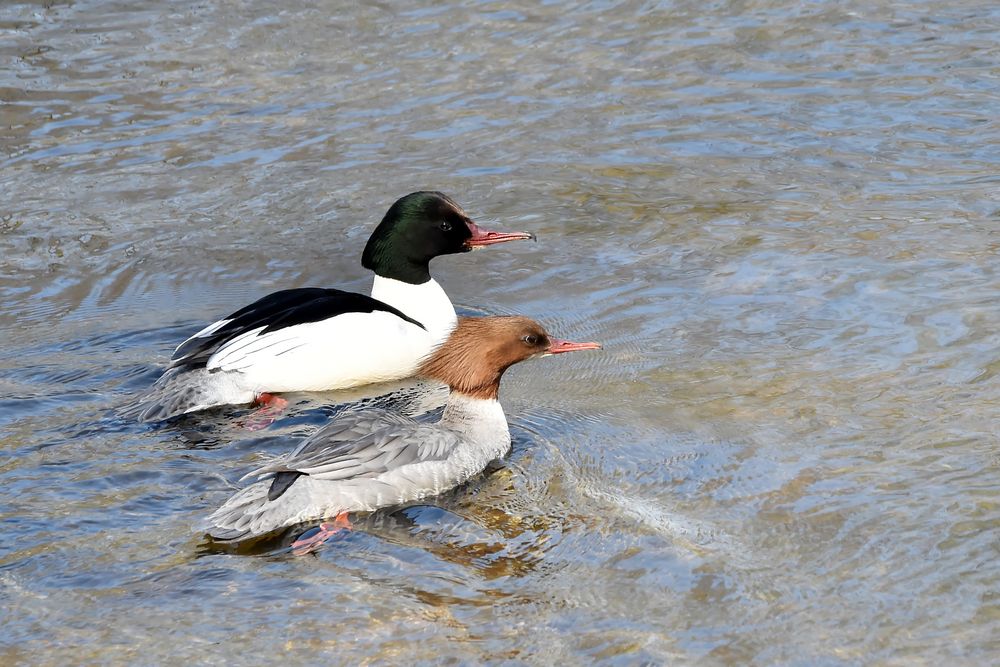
[370,276,458,347]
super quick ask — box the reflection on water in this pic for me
[3,0,1000,664]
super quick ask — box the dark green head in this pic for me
[361,191,534,284]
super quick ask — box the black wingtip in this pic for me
[267,471,304,501]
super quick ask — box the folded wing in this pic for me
[171,287,424,371]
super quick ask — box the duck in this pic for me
[124,192,534,421]
[204,315,601,548]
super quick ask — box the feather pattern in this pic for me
[247,410,461,484]
[170,287,424,371]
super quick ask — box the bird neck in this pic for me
[370,275,458,344]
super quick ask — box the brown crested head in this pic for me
[418,316,601,400]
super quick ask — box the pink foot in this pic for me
[242,393,289,431]
[291,512,352,555]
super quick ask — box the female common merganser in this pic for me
[204,315,601,547]
[125,192,533,421]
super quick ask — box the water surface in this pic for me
[2,0,999,664]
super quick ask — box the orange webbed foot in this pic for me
[241,393,290,430]
[291,512,352,555]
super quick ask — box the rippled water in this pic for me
[3,0,999,664]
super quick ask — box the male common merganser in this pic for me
[125,192,533,421]
[204,315,601,546]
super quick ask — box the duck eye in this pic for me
[439,221,452,232]
[522,334,538,346]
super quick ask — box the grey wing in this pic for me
[246,409,461,482]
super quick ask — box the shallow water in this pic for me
[2,0,999,664]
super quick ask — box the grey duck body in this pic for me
[205,395,510,541]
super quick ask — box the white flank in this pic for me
[206,311,436,392]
